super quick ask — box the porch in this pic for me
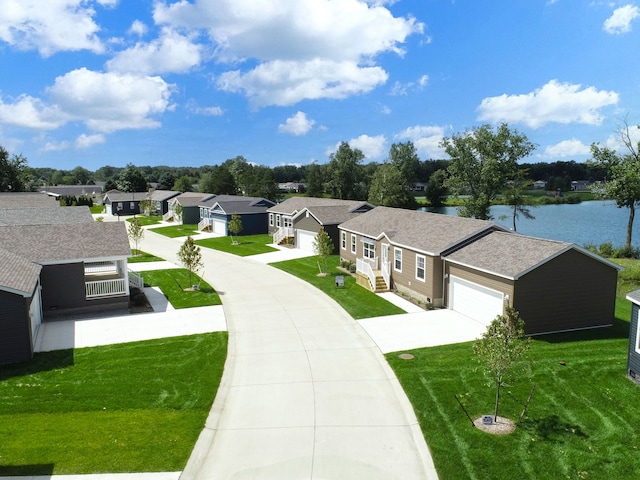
[84,260,130,299]
[356,256,390,293]
[273,226,294,246]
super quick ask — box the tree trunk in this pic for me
[512,203,517,232]
[494,379,501,421]
[627,205,635,249]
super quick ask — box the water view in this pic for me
[422,200,639,249]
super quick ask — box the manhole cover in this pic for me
[398,353,414,360]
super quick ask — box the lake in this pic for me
[421,200,639,249]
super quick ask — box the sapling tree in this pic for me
[228,212,243,245]
[178,236,204,287]
[174,203,183,223]
[128,217,144,255]
[313,227,333,275]
[473,306,530,421]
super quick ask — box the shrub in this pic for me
[348,263,356,273]
[598,242,614,258]
[614,245,640,259]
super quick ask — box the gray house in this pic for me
[165,192,216,224]
[198,195,275,235]
[102,191,148,216]
[627,290,640,385]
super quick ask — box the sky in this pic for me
[1,0,639,171]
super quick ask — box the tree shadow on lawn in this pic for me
[533,317,629,344]
[519,414,589,441]
[0,349,74,381]
[0,463,55,476]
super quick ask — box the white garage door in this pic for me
[212,219,226,235]
[449,276,504,326]
[296,230,317,252]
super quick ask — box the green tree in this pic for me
[501,169,536,232]
[591,119,640,249]
[157,171,176,190]
[139,198,153,216]
[228,212,243,245]
[424,169,448,207]
[367,163,416,208]
[117,163,147,192]
[305,162,324,197]
[388,141,420,187]
[177,236,204,287]
[127,217,144,254]
[442,123,536,219]
[173,175,194,192]
[0,146,29,192]
[312,227,334,275]
[173,203,184,223]
[199,165,237,195]
[474,306,530,421]
[328,142,365,200]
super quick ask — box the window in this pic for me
[351,234,356,254]
[341,231,346,250]
[276,214,281,227]
[416,254,426,281]
[130,202,135,209]
[363,241,375,259]
[394,248,402,272]
[117,202,123,210]
[283,216,292,228]
[269,213,274,226]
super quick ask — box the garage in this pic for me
[296,229,317,252]
[449,275,504,326]
[212,218,227,235]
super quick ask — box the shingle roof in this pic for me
[0,222,131,263]
[200,195,275,214]
[39,185,103,197]
[0,247,41,296]
[103,191,149,202]
[268,196,370,215]
[296,205,366,225]
[339,206,500,255]
[445,231,574,279]
[0,207,93,226]
[627,290,640,305]
[171,192,215,207]
[0,192,60,208]
[149,189,180,202]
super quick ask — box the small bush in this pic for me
[599,242,615,258]
[614,245,640,259]
[348,263,356,273]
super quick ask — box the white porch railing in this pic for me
[128,270,144,290]
[381,260,391,290]
[86,278,127,298]
[273,227,294,244]
[198,218,211,231]
[163,211,174,222]
[84,261,117,275]
[356,258,377,291]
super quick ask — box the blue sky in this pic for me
[1,0,639,171]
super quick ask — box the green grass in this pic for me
[0,333,227,475]
[141,268,221,309]
[149,224,200,238]
[387,259,640,480]
[89,205,105,214]
[195,234,277,256]
[126,215,162,226]
[271,255,405,319]
[128,249,164,263]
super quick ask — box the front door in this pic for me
[381,243,389,266]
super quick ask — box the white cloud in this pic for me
[129,20,148,37]
[390,74,429,95]
[107,28,202,75]
[477,80,619,128]
[75,133,105,148]
[0,0,105,56]
[603,4,640,34]
[154,0,422,106]
[278,111,315,136]
[543,139,590,158]
[395,125,448,158]
[0,95,68,129]
[217,59,388,107]
[327,134,387,159]
[188,102,224,116]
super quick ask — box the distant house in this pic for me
[267,197,374,252]
[0,205,131,364]
[533,180,547,189]
[411,182,427,192]
[278,182,306,193]
[166,192,216,224]
[198,195,275,235]
[102,191,148,216]
[571,180,591,191]
[338,206,620,335]
[626,290,640,386]
[149,190,180,215]
[39,185,104,204]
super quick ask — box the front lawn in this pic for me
[0,333,227,475]
[148,224,200,238]
[387,258,640,480]
[128,249,164,263]
[141,269,221,309]
[195,234,277,256]
[126,215,162,226]
[271,255,405,319]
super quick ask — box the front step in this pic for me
[372,270,389,293]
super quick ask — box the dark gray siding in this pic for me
[41,263,85,312]
[0,290,32,364]
[182,206,200,224]
[628,303,640,385]
[514,249,617,335]
[235,213,269,236]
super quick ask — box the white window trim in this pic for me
[415,254,426,282]
[363,240,375,259]
[276,214,281,227]
[394,247,402,273]
[350,234,356,254]
[269,213,274,227]
[341,231,346,250]
[636,310,640,354]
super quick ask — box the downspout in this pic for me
[442,257,447,308]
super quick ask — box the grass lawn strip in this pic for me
[0,333,227,475]
[271,255,405,319]
[148,224,200,238]
[195,234,277,256]
[141,268,221,309]
[387,258,640,480]
[126,215,162,226]
[128,249,164,263]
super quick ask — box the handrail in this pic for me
[356,258,377,291]
[198,218,211,231]
[128,270,144,290]
[86,278,127,298]
[273,226,294,245]
[163,211,173,221]
[381,260,390,290]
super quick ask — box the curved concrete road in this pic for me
[139,231,438,480]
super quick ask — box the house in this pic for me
[102,191,149,216]
[0,192,60,208]
[165,192,216,224]
[149,189,180,215]
[267,197,374,252]
[278,182,306,193]
[571,180,591,191]
[338,206,620,335]
[198,195,275,235]
[533,180,547,189]
[626,290,640,386]
[39,184,104,204]
[0,206,132,364]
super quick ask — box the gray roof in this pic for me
[339,206,500,255]
[0,247,41,296]
[268,196,371,215]
[0,207,93,226]
[0,222,131,263]
[103,191,149,202]
[0,192,60,208]
[295,204,367,226]
[39,185,103,197]
[149,189,180,202]
[200,195,275,214]
[627,290,640,305]
[171,192,216,207]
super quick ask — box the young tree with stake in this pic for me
[127,217,144,255]
[313,227,333,275]
[178,236,204,288]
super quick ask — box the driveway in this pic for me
[138,230,439,480]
